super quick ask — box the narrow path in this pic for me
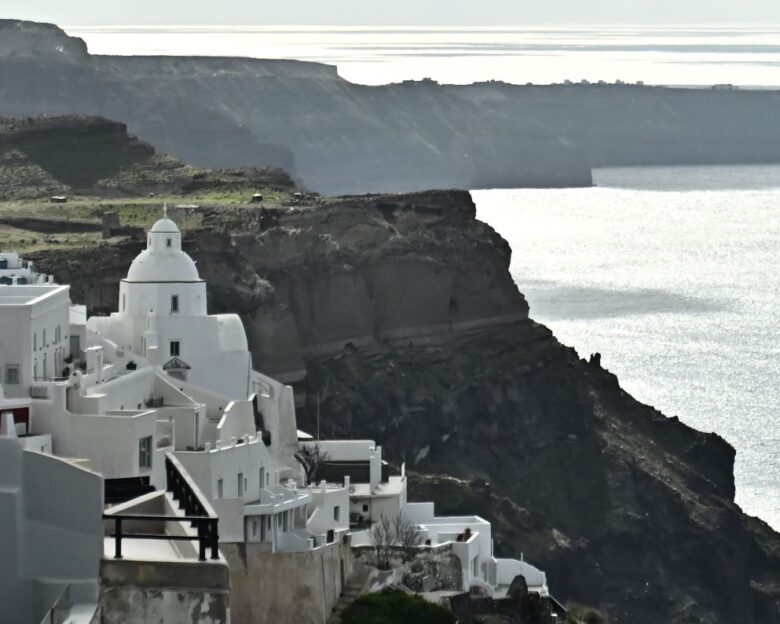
[327,563,371,624]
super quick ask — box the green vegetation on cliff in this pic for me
[341,590,455,624]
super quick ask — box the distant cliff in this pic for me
[5,20,780,195]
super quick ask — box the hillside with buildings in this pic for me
[1,117,777,624]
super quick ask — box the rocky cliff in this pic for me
[0,115,295,200]
[22,187,780,624]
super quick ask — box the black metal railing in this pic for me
[104,453,219,561]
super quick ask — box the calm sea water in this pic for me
[474,167,780,530]
[68,25,780,87]
[64,27,780,528]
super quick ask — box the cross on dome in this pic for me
[123,208,201,283]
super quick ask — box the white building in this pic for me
[304,437,549,598]
[0,252,53,285]
[0,409,103,624]
[52,214,343,554]
[0,282,72,398]
[87,211,252,400]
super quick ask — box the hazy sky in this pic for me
[4,0,780,26]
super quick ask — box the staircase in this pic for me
[104,476,155,505]
[327,564,371,624]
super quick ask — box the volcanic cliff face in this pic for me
[26,189,780,624]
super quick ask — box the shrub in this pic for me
[341,589,455,624]
[564,603,608,624]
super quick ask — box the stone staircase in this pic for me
[327,564,371,624]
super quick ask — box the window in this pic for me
[362,504,369,513]
[138,436,153,470]
[217,478,224,499]
[122,294,126,311]
[333,505,341,523]
[42,328,46,346]
[171,295,179,314]
[166,238,172,248]
[5,365,20,385]
[33,332,37,351]
[237,472,244,497]
[170,341,180,357]
[259,468,265,491]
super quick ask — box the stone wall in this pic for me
[99,559,230,624]
[221,540,353,624]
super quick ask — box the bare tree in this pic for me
[293,443,330,485]
[394,514,423,562]
[368,513,394,570]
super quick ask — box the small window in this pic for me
[122,294,126,311]
[217,478,224,499]
[238,472,244,497]
[42,328,46,346]
[170,341,180,357]
[166,238,172,248]
[138,436,153,470]
[33,333,37,351]
[5,365,20,385]
[333,506,341,522]
[362,504,369,513]
[171,295,179,314]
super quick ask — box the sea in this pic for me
[67,26,780,529]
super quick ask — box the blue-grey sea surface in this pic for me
[474,165,780,530]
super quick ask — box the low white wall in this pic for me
[495,558,547,589]
[312,439,375,461]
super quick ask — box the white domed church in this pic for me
[88,210,252,399]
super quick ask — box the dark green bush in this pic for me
[564,603,608,624]
[341,589,455,624]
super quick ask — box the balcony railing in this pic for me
[104,452,219,561]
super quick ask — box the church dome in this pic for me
[124,212,202,283]
[149,217,180,233]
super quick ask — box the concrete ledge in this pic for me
[101,558,229,592]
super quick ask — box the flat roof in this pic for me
[0,284,68,306]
